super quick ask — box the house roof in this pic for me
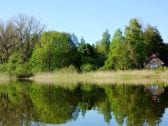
[144,53,165,65]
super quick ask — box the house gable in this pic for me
[144,53,164,68]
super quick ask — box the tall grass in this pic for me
[0,73,12,83]
[30,69,168,85]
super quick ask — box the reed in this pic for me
[30,69,168,85]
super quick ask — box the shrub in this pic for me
[80,64,96,72]
[0,64,8,72]
[7,53,33,78]
[55,65,78,73]
[155,66,167,72]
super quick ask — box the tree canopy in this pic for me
[0,15,168,75]
[30,31,77,71]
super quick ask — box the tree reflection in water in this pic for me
[0,81,168,126]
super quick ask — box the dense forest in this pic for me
[0,14,168,77]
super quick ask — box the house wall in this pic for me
[145,58,164,68]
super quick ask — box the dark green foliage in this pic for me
[5,52,32,77]
[77,42,96,65]
[96,30,111,66]
[96,30,111,57]
[76,38,98,71]
[144,25,168,64]
[144,25,163,55]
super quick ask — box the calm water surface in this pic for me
[0,81,168,126]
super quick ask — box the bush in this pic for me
[55,65,78,73]
[6,53,33,78]
[97,66,107,71]
[0,64,8,73]
[80,64,96,72]
[155,66,167,72]
[15,63,33,78]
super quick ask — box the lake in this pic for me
[0,81,168,126]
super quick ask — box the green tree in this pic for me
[125,18,147,68]
[145,25,168,67]
[6,52,32,77]
[105,29,133,70]
[96,30,111,66]
[13,14,44,61]
[105,29,124,69]
[77,37,96,69]
[30,31,77,72]
[144,25,163,54]
[70,33,79,45]
[144,25,168,62]
[0,21,16,63]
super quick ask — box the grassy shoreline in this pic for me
[1,69,168,85]
[29,69,168,85]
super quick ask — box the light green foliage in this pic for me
[30,31,77,72]
[0,16,168,75]
[125,18,148,68]
[6,52,32,77]
[0,64,7,72]
[80,63,96,72]
[105,29,125,69]
[105,29,134,70]
[57,65,78,73]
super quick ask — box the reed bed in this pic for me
[0,73,12,83]
[31,69,168,85]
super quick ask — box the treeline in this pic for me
[0,14,168,76]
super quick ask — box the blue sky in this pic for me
[0,0,168,43]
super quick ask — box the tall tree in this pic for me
[0,21,16,63]
[70,33,79,46]
[144,25,164,55]
[77,38,96,65]
[13,14,44,61]
[105,29,133,70]
[125,18,147,68]
[30,31,76,71]
[144,25,168,65]
[96,30,111,66]
[105,29,124,69]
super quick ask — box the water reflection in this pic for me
[0,81,168,126]
[145,85,165,102]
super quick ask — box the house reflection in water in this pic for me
[145,85,165,102]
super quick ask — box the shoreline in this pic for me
[1,69,168,85]
[28,69,168,85]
